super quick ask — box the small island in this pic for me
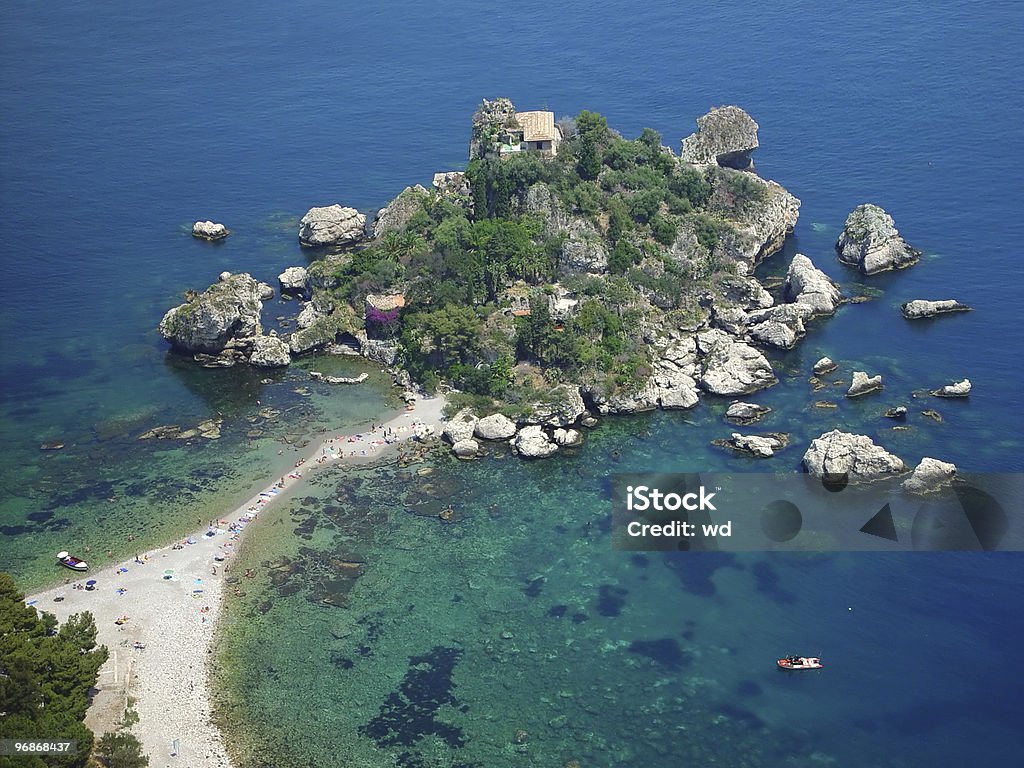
[158,98,954,465]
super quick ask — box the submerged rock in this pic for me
[298,204,366,247]
[249,334,291,368]
[158,272,264,355]
[813,357,838,375]
[192,220,229,241]
[680,106,759,170]
[901,299,972,319]
[802,429,907,482]
[902,457,957,494]
[725,401,771,425]
[847,371,883,398]
[836,204,920,274]
[719,432,789,458]
[932,378,971,397]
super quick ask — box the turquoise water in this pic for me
[2,0,1023,765]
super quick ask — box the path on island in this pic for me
[27,394,448,768]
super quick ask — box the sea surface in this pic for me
[1,1,1022,766]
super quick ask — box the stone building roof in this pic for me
[515,111,558,142]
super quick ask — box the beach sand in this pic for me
[27,393,448,768]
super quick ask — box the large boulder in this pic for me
[552,427,582,446]
[697,330,776,395]
[373,185,428,238]
[475,413,517,441]
[902,458,957,494]
[847,371,883,398]
[159,273,264,354]
[278,266,310,298]
[298,205,366,247]
[813,357,838,375]
[932,378,971,398]
[680,106,759,170]
[452,439,479,459]
[900,299,972,320]
[512,425,558,458]
[442,408,478,444]
[288,307,360,356]
[784,254,841,315]
[802,429,907,482]
[836,204,920,274]
[249,334,291,368]
[192,220,229,241]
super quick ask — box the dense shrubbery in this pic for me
[305,107,774,399]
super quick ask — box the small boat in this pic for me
[777,655,823,670]
[57,551,89,572]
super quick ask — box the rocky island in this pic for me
[159,99,964,477]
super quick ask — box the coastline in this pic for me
[26,393,447,768]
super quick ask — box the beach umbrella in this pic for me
[86,579,96,585]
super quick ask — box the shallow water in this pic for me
[2,0,1023,765]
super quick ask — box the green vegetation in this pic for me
[299,104,776,402]
[0,573,109,768]
[94,731,148,768]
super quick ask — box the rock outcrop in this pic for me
[802,429,907,482]
[373,185,428,238]
[902,457,957,494]
[847,371,883,398]
[432,172,469,196]
[784,254,841,315]
[526,385,586,427]
[680,106,759,170]
[884,406,908,419]
[697,330,776,395]
[725,401,771,425]
[192,220,229,241]
[836,204,920,274]
[278,266,310,298]
[512,425,558,458]
[746,303,814,349]
[524,183,608,274]
[249,334,291,368]
[159,273,264,354]
[298,205,366,247]
[932,379,971,398]
[469,97,519,160]
[442,408,478,444]
[714,175,800,266]
[475,413,517,441]
[900,299,972,320]
[813,357,838,375]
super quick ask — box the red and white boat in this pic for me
[56,551,89,572]
[777,655,823,670]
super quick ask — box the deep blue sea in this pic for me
[2,1,1022,766]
